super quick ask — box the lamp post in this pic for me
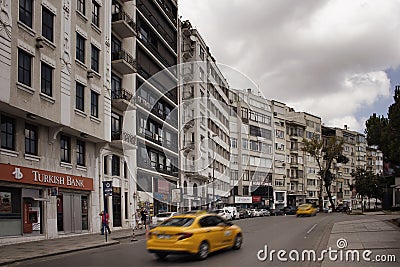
[211,133,217,210]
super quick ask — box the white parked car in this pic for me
[211,208,232,220]
[224,207,240,220]
[154,212,179,224]
[259,209,270,216]
[250,209,261,217]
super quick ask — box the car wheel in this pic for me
[155,252,168,260]
[232,234,243,250]
[197,241,209,260]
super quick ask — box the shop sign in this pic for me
[0,163,93,191]
[252,196,261,203]
[103,181,113,196]
[234,196,252,204]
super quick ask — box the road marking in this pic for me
[306,223,317,234]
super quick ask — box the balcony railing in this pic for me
[112,10,136,29]
[111,88,133,101]
[155,0,177,25]
[138,32,174,70]
[111,49,137,74]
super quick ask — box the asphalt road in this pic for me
[12,213,359,267]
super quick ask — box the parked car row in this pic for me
[153,204,319,224]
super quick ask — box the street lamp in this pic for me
[211,133,217,210]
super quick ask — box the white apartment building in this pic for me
[180,20,231,210]
[229,89,273,208]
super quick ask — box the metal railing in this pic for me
[111,49,136,69]
[111,88,133,101]
[112,10,136,31]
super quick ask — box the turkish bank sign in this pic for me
[0,163,93,191]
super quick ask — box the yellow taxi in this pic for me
[146,212,243,260]
[296,204,317,217]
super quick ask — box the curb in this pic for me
[0,241,119,266]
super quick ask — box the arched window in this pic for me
[183,181,187,194]
[193,183,198,196]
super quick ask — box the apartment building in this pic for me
[180,20,231,210]
[229,89,273,208]
[366,146,384,175]
[135,0,179,216]
[271,101,288,209]
[321,125,367,207]
[286,110,322,208]
[0,0,110,242]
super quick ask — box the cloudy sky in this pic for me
[179,0,400,132]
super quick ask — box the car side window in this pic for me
[199,216,210,227]
[208,216,224,226]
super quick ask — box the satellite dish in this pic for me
[189,35,196,42]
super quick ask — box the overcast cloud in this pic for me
[179,0,400,132]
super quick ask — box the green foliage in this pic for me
[302,136,348,209]
[351,168,376,199]
[366,87,400,174]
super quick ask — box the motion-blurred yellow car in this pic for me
[146,213,243,260]
[296,204,317,217]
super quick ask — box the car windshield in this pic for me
[159,217,194,227]
[299,204,310,208]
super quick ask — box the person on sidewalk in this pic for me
[100,211,111,235]
[140,207,147,228]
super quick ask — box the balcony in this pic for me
[111,88,134,111]
[111,130,136,150]
[112,10,137,38]
[137,34,174,69]
[111,50,137,75]
[182,141,195,155]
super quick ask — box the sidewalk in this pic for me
[322,218,400,266]
[0,228,146,266]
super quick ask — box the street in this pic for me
[9,213,379,267]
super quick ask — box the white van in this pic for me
[224,207,239,220]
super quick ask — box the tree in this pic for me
[302,136,348,211]
[366,86,400,175]
[351,168,375,212]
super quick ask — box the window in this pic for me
[112,155,120,176]
[18,49,32,86]
[76,140,85,166]
[76,33,85,63]
[76,82,85,111]
[275,179,284,187]
[230,138,237,148]
[41,62,53,96]
[42,7,54,42]
[77,0,85,14]
[111,112,121,140]
[60,135,71,163]
[90,91,99,117]
[25,124,37,155]
[91,45,99,72]
[111,73,121,99]
[19,0,33,27]
[92,1,100,27]
[1,116,15,150]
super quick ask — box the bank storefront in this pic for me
[0,164,93,241]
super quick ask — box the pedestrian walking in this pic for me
[100,211,111,235]
[140,207,147,227]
